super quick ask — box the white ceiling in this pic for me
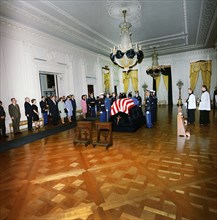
[1,0,217,57]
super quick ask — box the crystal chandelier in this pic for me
[146,48,165,78]
[110,10,144,72]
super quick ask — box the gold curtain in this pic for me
[162,75,169,91]
[130,70,138,91]
[123,72,130,93]
[190,60,212,90]
[103,68,110,92]
[200,60,212,90]
[155,76,161,92]
[123,69,138,93]
[190,63,200,91]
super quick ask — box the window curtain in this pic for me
[162,75,169,92]
[155,76,161,92]
[153,75,166,93]
[103,68,110,93]
[162,67,173,105]
[123,72,130,93]
[123,70,138,93]
[131,70,138,92]
[190,60,212,90]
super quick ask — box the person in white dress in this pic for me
[199,85,211,125]
[186,88,196,124]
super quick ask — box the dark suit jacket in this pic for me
[0,105,6,123]
[40,100,47,113]
[8,104,21,119]
[49,100,59,117]
[24,102,33,116]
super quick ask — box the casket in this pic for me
[110,98,145,132]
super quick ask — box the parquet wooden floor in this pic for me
[0,106,217,220]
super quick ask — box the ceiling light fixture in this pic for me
[110,9,144,72]
[146,48,165,78]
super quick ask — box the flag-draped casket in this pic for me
[110,98,145,132]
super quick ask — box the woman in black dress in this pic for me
[31,99,40,129]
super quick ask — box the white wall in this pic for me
[0,19,113,132]
[0,18,216,132]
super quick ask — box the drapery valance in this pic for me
[190,60,212,91]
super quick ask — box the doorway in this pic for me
[39,71,59,97]
[114,85,117,95]
[87,85,94,97]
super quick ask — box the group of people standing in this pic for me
[185,85,211,126]
[0,94,77,137]
[41,95,77,126]
[80,91,144,122]
[0,85,215,138]
[80,92,117,121]
[144,84,212,128]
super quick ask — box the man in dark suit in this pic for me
[39,96,48,125]
[24,97,34,131]
[70,95,77,121]
[87,93,96,117]
[48,96,59,125]
[0,101,8,138]
[8,98,21,134]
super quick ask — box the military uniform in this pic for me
[145,91,152,128]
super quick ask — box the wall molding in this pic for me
[0,17,109,61]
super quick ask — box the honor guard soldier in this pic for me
[150,90,157,124]
[98,93,106,122]
[134,91,142,107]
[145,90,152,128]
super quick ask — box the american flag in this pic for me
[111,98,135,116]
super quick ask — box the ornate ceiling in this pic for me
[0,0,217,57]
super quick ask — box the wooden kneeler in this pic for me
[92,122,113,150]
[177,107,190,138]
[74,121,93,147]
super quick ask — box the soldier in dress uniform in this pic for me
[150,90,157,124]
[145,90,152,128]
[104,93,111,121]
[98,93,106,122]
[134,91,142,107]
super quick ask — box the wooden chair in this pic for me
[73,121,92,147]
[92,122,113,150]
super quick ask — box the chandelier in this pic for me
[110,9,144,72]
[146,48,165,78]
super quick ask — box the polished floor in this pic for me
[0,106,217,220]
